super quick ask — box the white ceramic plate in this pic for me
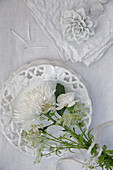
[0,60,92,156]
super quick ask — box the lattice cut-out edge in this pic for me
[0,60,93,156]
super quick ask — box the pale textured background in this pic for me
[0,0,113,170]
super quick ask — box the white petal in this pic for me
[56,104,65,110]
[73,12,81,20]
[85,20,94,28]
[76,8,86,17]
[57,92,75,103]
[68,100,79,107]
[78,2,90,15]
[80,19,87,27]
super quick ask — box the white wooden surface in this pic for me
[0,0,113,169]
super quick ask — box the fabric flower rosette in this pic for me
[60,7,96,44]
[24,0,113,66]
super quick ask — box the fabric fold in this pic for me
[24,0,113,66]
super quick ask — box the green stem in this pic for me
[45,134,77,148]
[45,113,57,124]
[45,112,88,149]
[63,137,78,144]
[45,113,79,141]
[63,125,86,147]
[42,150,56,156]
[42,146,79,157]
[105,150,113,154]
[43,135,62,144]
[78,124,89,141]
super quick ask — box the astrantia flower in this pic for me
[56,92,79,110]
[60,8,95,43]
[13,80,55,129]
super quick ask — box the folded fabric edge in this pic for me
[24,0,113,67]
[83,34,113,66]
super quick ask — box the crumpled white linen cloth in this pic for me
[24,0,113,66]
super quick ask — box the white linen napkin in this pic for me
[24,0,113,66]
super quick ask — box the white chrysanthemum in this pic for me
[13,80,55,129]
[60,8,95,43]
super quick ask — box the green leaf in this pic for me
[55,83,65,100]
[55,83,66,116]
[91,144,98,156]
[57,107,66,117]
[68,148,75,153]
[88,129,94,140]
[67,105,74,112]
